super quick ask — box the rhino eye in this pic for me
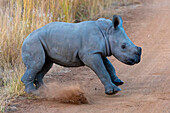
[121,45,126,49]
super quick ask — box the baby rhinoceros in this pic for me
[21,15,142,95]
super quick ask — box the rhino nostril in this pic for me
[131,59,135,63]
[135,47,142,56]
[138,47,142,53]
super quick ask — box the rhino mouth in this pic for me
[125,56,141,65]
[126,59,136,65]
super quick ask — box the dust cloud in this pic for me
[38,82,89,104]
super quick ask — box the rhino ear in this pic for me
[112,15,123,29]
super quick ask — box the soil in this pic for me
[6,0,170,112]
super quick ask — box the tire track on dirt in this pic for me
[120,0,170,112]
[104,0,170,112]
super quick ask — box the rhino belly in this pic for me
[48,54,85,67]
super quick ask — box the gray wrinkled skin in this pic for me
[21,15,142,95]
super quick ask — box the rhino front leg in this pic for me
[82,54,121,95]
[103,57,124,86]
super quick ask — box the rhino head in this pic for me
[108,15,142,65]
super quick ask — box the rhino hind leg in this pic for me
[22,41,46,94]
[34,59,53,89]
[103,57,124,86]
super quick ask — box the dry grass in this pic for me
[0,0,138,112]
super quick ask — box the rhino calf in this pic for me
[21,15,142,95]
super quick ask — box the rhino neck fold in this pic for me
[96,22,112,57]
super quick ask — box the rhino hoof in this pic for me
[25,83,37,94]
[105,87,121,95]
[113,78,124,86]
[34,80,44,89]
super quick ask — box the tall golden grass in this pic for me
[0,0,138,112]
[0,0,138,67]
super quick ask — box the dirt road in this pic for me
[10,0,170,112]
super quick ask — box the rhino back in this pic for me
[38,21,104,66]
[23,21,106,67]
